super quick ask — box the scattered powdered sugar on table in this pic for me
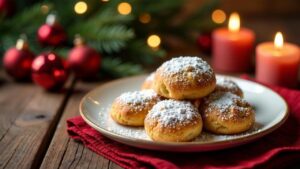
[98,104,261,142]
[117,89,160,111]
[99,105,149,139]
[146,100,201,128]
[195,122,261,141]
[160,56,214,83]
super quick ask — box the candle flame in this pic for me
[228,12,240,32]
[274,32,284,49]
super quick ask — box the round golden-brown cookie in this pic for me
[141,73,155,90]
[145,100,202,142]
[201,91,255,134]
[216,78,243,97]
[153,56,216,100]
[110,90,161,126]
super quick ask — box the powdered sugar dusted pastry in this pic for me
[153,56,216,100]
[202,91,255,134]
[216,78,243,97]
[145,100,202,142]
[141,72,155,90]
[110,90,161,126]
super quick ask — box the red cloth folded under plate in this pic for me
[67,77,300,169]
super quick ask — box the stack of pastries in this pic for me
[110,56,255,142]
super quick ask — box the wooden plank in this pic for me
[40,81,123,169]
[0,72,73,169]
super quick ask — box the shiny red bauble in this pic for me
[3,39,35,80]
[0,0,15,17]
[37,14,66,46]
[197,32,212,55]
[31,52,68,91]
[68,38,101,79]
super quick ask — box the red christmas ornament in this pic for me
[197,32,212,55]
[67,35,101,79]
[31,52,68,91]
[37,14,66,46]
[3,36,35,80]
[0,0,15,17]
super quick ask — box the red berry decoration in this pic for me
[31,52,68,91]
[3,35,35,80]
[67,35,101,79]
[37,14,67,46]
[0,0,15,17]
[197,32,212,55]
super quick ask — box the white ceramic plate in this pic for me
[79,75,288,152]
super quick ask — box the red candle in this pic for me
[212,13,255,73]
[256,32,300,88]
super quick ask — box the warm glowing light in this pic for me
[41,5,49,14]
[74,1,88,14]
[147,35,161,48]
[228,12,240,32]
[211,9,226,24]
[102,0,109,2]
[274,32,284,49]
[46,14,56,25]
[117,2,132,15]
[139,13,151,24]
[16,39,27,50]
[48,54,56,61]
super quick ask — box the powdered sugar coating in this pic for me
[146,100,201,128]
[204,92,253,120]
[216,78,243,96]
[217,78,238,89]
[117,90,160,111]
[159,56,214,84]
[210,92,238,110]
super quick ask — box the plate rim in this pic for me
[79,74,289,147]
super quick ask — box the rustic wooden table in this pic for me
[0,73,122,169]
[0,17,299,169]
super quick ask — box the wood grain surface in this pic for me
[40,81,122,169]
[0,73,73,169]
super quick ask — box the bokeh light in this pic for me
[118,2,132,15]
[139,13,151,24]
[41,5,49,14]
[147,35,161,48]
[74,1,88,15]
[211,9,226,24]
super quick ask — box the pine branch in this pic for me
[69,9,135,54]
[126,40,166,65]
[138,0,183,15]
[76,25,135,54]
[1,3,49,33]
[85,10,134,26]
[182,0,219,30]
[53,48,70,59]
[101,57,144,77]
[69,9,133,33]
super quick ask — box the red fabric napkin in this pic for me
[67,77,300,169]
